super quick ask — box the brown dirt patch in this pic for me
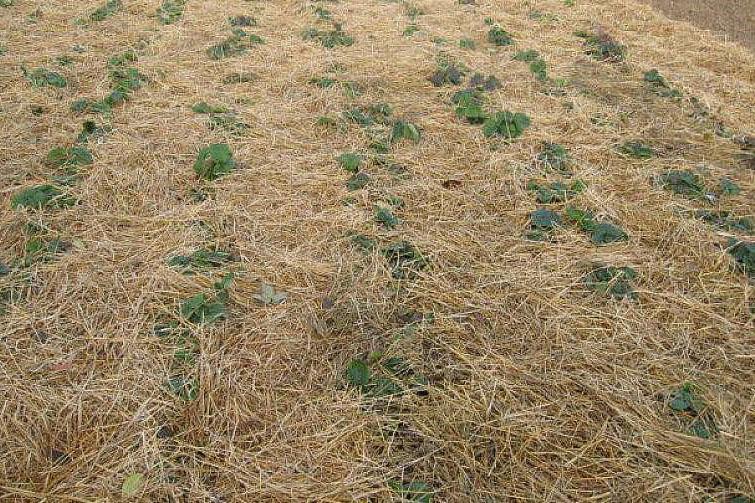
[637,0,755,51]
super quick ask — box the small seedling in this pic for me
[390,120,421,143]
[338,152,362,173]
[695,211,753,233]
[583,265,637,300]
[46,146,93,169]
[727,239,754,278]
[303,25,354,48]
[565,207,628,244]
[167,375,199,401]
[375,206,399,228]
[207,114,249,135]
[483,111,531,139]
[428,63,464,87]
[668,383,718,439]
[228,15,256,27]
[194,143,235,180]
[388,481,433,503]
[207,32,264,60]
[530,208,561,230]
[538,142,571,174]
[346,172,370,191]
[191,101,229,114]
[643,69,682,98]
[488,26,514,46]
[718,177,740,196]
[619,141,654,159]
[76,120,108,143]
[24,236,70,266]
[656,170,706,198]
[157,0,186,24]
[576,28,625,62]
[22,67,66,88]
[349,232,376,252]
[83,0,122,23]
[180,273,233,323]
[453,90,487,124]
[11,185,75,209]
[514,49,539,62]
[527,179,586,203]
[459,38,476,49]
[316,116,337,127]
[383,241,427,278]
[403,24,419,37]
[468,73,501,91]
[168,249,233,272]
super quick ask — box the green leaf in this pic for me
[583,265,637,300]
[194,143,235,180]
[389,480,433,503]
[390,120,421,143]
[167,375,199,401]
[191,101,228,114]
[514,49,539,62]
[590,222,628,245]
[346,172,370,191]
[23,67,67,88]
[346,359,370,387]
[46,146,93,168]
[121,473,144,497]
[375,206,400,228]
[727,239,755,278]
[11,185,74,209]
[482,111,531,139]
[487,26,513,46]
[530,209,561,230]
[657,170,706,198]
[383,241,428,278]
[718,177,741,196]
[619,141,654,159]
[337,152,362,173]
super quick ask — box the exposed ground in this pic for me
[0,0,754,501]
[637,0,755,52]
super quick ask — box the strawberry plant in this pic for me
[157,0,186,24]
[483,111,530,139]
[488,26,513,46]
[383,241,428,278]
[22,67,66,88]
[390,120,421,143]
[583,265,637,300]
[11,185,75,209]
[46,146,93,169]
[727,239,754,278]
[180,273,233,323]
[194,143,235,180]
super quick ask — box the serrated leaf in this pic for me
[346,359,370,387]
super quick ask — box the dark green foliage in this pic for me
[388,481,433,503]
[108,50,137,68]
[459,38,476,49]
[429,64,464,87]
[11,185,74,209]
[718,177,741,196]
[346,359,370,387]
[157,0,186,24]
[349,232,376,252]
[453,90,487,124]
[403,24,419,36]
[303,25,354,48]
[590,222,628,245]
[343,108,373,126]
[191,101,228,114]
[0,0,13,7]
[168,249,233,272]
[619,141,654,159]
[565,207,628,244]
[576,29,625,61]
[24,236,69,266]
[180,273,233,323]
[538,142,571,174]
[46,146,93,168]
[208,32,264,60]
[167,375,199,401]
[390,120,421,143]
[468,73,501,91]
[110,66,145,95]
[727,239,754,277]
[229,15,256,27]
[346,355,427,398]
[338,152,362,173]
[527,179,586,203]
[529,59,547,81]
[487,26,513,46]
[309,76,337,88]
[695,211,752,233]
[346,172,370,191]
[657,170,706,198]
[22,67,67,88]
[668,383,718,439]
[375,206,399,228]
[194,143,235,180]
[583,266,637,300]
[530,208,561,230]
[514,49,539,62]
[643,69,682,98]
[86,0,122,23]
[482,111,531,139]
[383,241,428,278]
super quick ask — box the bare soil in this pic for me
[638,0,755,51]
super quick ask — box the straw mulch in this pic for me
[0,0,753,500]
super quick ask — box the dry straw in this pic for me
[0,0,753,501]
